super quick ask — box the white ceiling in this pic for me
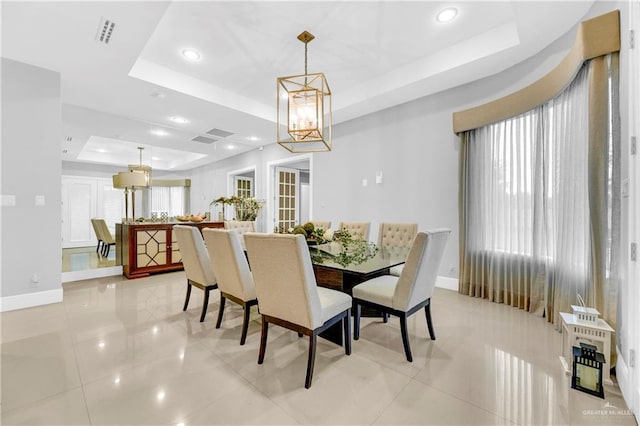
[1,1,595,171]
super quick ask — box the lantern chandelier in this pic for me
[277,31,332,152]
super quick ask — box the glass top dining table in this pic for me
[308,242,410,276]
[308,242,410,344]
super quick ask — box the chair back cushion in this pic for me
[97,219,115,244]
[338,222,370,240]
[393,229,450,311]
[245,233,322,329]
[91,219,102,241]
[310,221,331,231]
[202,229,256,302]
[378,223,418,248]
[173,225,216,286]
[224,221,256,235]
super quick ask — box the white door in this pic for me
[274,167,300,232]
[234,176,254,198]
[62,176,124,248]
[62,177,97,248]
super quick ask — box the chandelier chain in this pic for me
[304,41,308,75]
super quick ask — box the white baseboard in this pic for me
[436,275,458,291]
[62,266,122,283]
[0,288,63,312]
[1,272,457,312]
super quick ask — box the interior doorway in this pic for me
[227,165,257,222]
[267,155,311,232]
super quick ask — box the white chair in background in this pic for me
[310,221,331,231]
[338,221,370,240]
[378,222,418,276]
[224,220,256,234]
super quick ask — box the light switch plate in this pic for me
[35,195,45,206]
[362,179,368,187]
[1,195,16,207]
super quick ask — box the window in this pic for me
[149,180,190,217]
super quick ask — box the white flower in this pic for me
[324,228,334,241]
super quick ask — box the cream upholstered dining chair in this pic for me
[91,218,116,257]
[90,219,103,253]
[338,222,370,240]
[173,225,218,322]
[224,220,256,234]
[224,221,256,249]
[245,232,352,389]
[310,221,331,231]
[202,229,258,345]
[378,222,418,277]
[352,229,450,362]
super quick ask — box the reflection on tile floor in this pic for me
[1,272,637,425]
[62,246,116,272]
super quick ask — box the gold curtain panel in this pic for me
[452,10,620,134]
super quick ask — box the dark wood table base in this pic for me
[313,265,388,345]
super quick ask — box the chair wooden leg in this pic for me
[297,332,303,338]
[215,294,226,329]
[183,283,192,311]
[200,288,210,322]
[104,243,111,257]
[343,309,352,355]
[240,302,251,345]
[354,303,361,340]
[305,333,318,389]
[424,301,435,340]
[96,241,102,253]
[399,314,413,362]
[258,317,269,364]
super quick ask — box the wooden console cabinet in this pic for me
[116,221,223,279]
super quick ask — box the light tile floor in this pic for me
[62,247,116,273]
[1,272,637,425]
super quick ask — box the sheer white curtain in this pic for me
[151,186,187,217]
[460,56,619,330]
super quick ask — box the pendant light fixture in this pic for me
[277,31,332,152]
[112,146,151,222]
[128,146,152,187]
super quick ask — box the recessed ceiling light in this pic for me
[151,129,168,137]
[152,156,160,161]
[96,148,107,153]
[170,116,189,124]
[248,136,258,141]
[182,49,201,61]
[226,144,234,150]
[436,7,458,23]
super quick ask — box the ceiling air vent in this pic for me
[206,128,235,138]
[95,17,116,44]
[192,136,218,144]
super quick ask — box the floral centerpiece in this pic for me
[285,222,378,266]
[235,197,265,221]
[210,196,264,221]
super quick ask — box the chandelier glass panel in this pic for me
[277,31,332,152]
